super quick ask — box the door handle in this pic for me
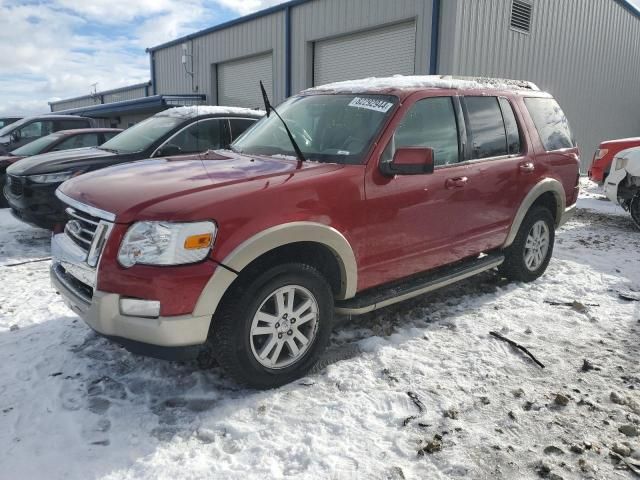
[445,177,468,189]
[519,162,535,173]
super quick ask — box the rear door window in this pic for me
[102,131,120,142]
[168,119,225,154]
[54,119,91,131]
[382,97,460,167]
[498,97,522,155]
[465,96,508,159]
[229,118,257,142]
[18,120,54,140]
[524,97,575,151]
[52,133,100,151]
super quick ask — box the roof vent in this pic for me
[510,0,533,33]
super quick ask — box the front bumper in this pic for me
[51,228,212,359]
[604,167,627,204]
[52,263,211,353]
[5,176,66,229]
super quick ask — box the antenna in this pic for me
[90,83,99,103]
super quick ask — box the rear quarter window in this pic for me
[524,97,575,151]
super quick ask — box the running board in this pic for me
[335,253,505,315]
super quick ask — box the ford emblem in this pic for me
[67,220,82,237]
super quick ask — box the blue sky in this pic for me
[0,0,638,117]
[0,0,285,116]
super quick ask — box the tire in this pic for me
[629,195,640,230]
[209,262,334,389]
[499,206,555,283]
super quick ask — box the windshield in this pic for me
[10,133,62,156]
[99,116,184,154]
[232,94,398,164]
[0,117,30,137]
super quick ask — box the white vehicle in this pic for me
[604,146,640,228]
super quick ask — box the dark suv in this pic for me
[6,106,263,229]
[0,128,122,207]
[0,115,95,155]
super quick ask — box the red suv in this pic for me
[51,76,580,388]
[588,137,640,184]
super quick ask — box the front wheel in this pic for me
[500,206,555,282]
[210,263,334,389]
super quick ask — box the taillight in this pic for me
[594,148,608,161]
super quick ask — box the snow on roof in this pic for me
[156,106,266,118]
[305,75,540,94]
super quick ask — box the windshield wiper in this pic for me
[99,147,120,153]
[259,81,306,167]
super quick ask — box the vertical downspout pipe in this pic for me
[429,0,441,75]
[285,5,292,98]
[150,53,157,95]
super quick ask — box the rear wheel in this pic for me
[209,263,333,389]
[500,206,555,282]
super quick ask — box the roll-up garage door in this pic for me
[313,21,416,87]
[217,53,273,108]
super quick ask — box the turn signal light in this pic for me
[184,233,213,250]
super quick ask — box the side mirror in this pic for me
[380,147,435,176]
[155,143,183,157]
[10,130,20,143]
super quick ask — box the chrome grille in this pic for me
[65,207,100,252]
[8,175,23,197]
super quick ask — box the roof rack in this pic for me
[306,75,542,95]
[439,75,540,91]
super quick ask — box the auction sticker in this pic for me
[348,97,394,113]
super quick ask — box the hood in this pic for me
[6,147,115,176]
[58,150,342,222]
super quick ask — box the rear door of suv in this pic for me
[453,95,539,251]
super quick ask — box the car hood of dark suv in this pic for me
[58,150,343,222]
[6,147,117,176]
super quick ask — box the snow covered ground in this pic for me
[0,179,639,480]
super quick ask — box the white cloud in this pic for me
[214,0,288,16]
[0,0,222,116]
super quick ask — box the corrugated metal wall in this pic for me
[290,0,434,93]
[153,11,286,104]
[50,97,101,112]
[50,84,149,112]
[438,0,640,169]
[102,85,148,103]
[152,0,435,104]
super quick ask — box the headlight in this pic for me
[28,171,74,183]
[615,158,629,171]
[117,221,217,268]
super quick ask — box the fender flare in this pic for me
[504,178,566,248]
[192,222,358,318]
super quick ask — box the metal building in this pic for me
[49,82,206,128]
[53,0,640,166]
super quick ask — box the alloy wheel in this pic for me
[524,220,550,271]
[249,284,319,369]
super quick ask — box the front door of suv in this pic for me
[362,93,476,289]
